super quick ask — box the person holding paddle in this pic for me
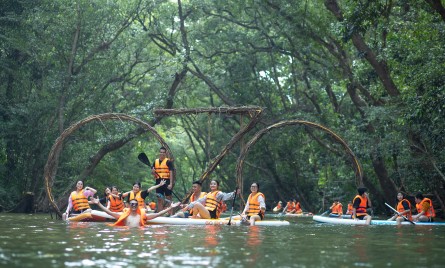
[173,180,207,218]
[352,187,372,225]
[241,182,266,226]
[152,147,174,214]
[182,180,238,219]
[387,192,412,225]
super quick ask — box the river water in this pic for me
[0,213,444,267]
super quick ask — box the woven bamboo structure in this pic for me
[43,113,172,218]
[235,120,364,189]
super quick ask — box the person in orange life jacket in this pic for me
[91,198,180,228]
[346,201,353,215]
[151,147,175,213]
[106,186,125,213]
[93,187,111,207]
[241,182,266,226]
[183,180,239,219]
[387,192,412,225]
[294,199,303,214]
[352,187,372,225]
[62,180,97,220]
[282,199,295,214]
[173,180,207,218]
[121,180,167,210]
[273,201,283,212]
[329,199,343,218]
[413,192,435,222]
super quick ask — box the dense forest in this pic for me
[1,0,444,216]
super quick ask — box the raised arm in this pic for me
[146,202,181,220]
[90,198,121,219]
[146,179,166,192]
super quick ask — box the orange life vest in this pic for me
[205,191,222,218]
[286,202,295,212]
[353,195,368,216]
[276,202,282,209]
[108,194,124,212]
[295,202,303,213]
[346,204,353,214]
[129,191,146,209]
[148,201,156,210]
[189,192,206,215]
[112,207,146,227]
[154,158,171,179]
[247,192,265,217]
[331,203,343,215]
[416,198,435,217]
[71,190,90,212]
[396,199,412,220]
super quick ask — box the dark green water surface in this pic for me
[0,213,444,267]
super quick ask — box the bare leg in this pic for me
[249,215,261,226]
[365,215,372,225]
[165,195,173,215]
[396,217,404,225]
[191,203,210,219]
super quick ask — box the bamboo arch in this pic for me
[43,113,172,218]
[235,120,363,190]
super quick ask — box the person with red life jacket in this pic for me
[282,200,295,214]
[183,180,239,219]
[352,187,372,225]
[413,192,436,222]
[92,198,180,228]
[62,180,97,220]
[387,192,412,225]
[241,182,266,226]
[329,199,343,218]
[346,201,353,215]
[273,201,283,212]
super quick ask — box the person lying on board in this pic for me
[329,199,343,218]
[352,187,372,225]
[91,198,180,228]
[173,180,206,218]
[387,192,412,225]
[240,182,266,226]
[272,201,283,212]
[62,180,97,220]
[121,180,167,211]
[182,179,239,219]
[413,192,436,222]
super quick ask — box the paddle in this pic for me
[320,209,331,216]
[137,152,182,201]
[384,202,415,225]
[227,188,238,226]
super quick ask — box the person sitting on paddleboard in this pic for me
[121,180,166,211]
[182,180,239,219]
[346,201,353,215]
[352,187,372,225]
[282,199,295,214]
[106,186,125,213]
[387,192,412,225]
[173,180,206,218]
[273,201,283,212]
[62,180,97,220]
[241,182,266,226]
[294,199,303,214]
[329,199,343,218]
[91,198,180,228]
[413,192,436,222]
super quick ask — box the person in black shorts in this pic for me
[151,147,174,213]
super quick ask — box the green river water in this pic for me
[0,213,444,268]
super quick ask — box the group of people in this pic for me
[325,187,436,225]
[272,199,303,214]
[62,147,268,227]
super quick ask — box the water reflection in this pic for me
[2,214,445,267]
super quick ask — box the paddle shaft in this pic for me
[385,202,415,224]
[227,188,238,225]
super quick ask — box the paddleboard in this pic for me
[67,210,117,222]
[146,216,290,226]
[313,215,445,226]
